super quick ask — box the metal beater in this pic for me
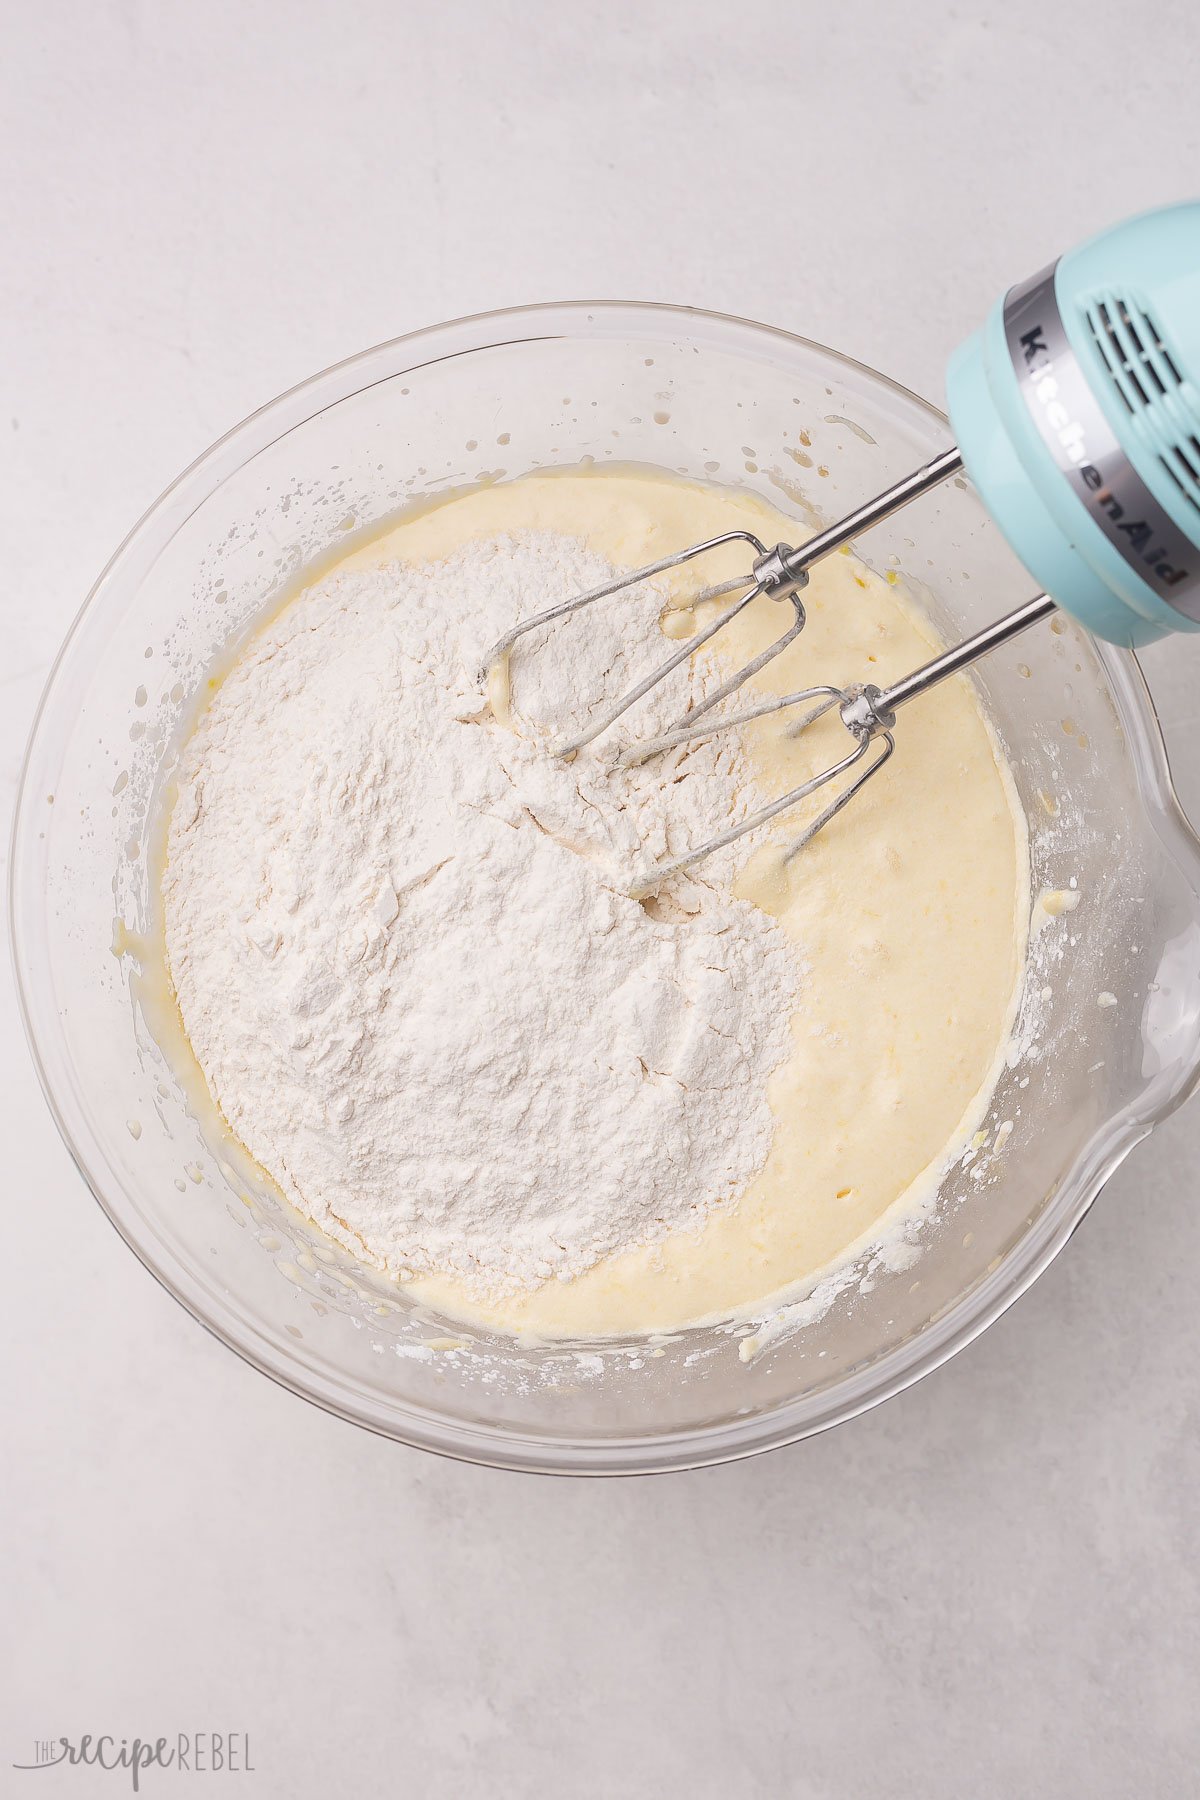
[481,202,1200,890]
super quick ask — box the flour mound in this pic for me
[163,532,802,1300]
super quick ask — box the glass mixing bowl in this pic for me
[13,304,1200,1474]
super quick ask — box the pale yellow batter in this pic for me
[288,469,1026,1337]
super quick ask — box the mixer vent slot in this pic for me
[1087,296,1180,410]
[1160,452,1200,518]
[1085,291,1200,518]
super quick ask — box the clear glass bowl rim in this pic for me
[11,298,1200,1476]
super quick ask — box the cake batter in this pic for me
[161,470,1027,1337]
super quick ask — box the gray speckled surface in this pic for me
[3,2,1199,1793]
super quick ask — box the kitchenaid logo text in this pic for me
[1018,321,1190,588]
[13,1734,254,1790]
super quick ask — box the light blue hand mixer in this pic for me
[482,201,1200,889]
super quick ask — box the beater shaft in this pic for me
[867,590,1058,720]
[764,446,964,593]
[631,590,1057,893]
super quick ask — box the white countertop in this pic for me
[4,2,1199,1793]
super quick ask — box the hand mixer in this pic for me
[482,202,1200,892]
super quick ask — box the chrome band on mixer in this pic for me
[1003,262,1200,616]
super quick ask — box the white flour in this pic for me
[163,532,802,1301]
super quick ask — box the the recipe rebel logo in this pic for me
[12,1733,255,1789]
